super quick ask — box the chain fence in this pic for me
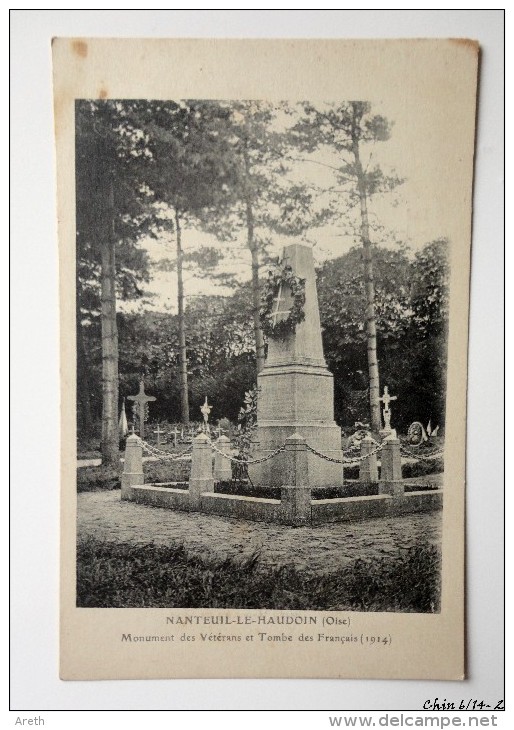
[399,445,445,461]
[136,433,442,468]
[209,441,286,465]
[210,438,383,467]
[136,437,193,462]
[305,441,384,465]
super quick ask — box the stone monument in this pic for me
[379,385,397,439]
[127,378,156,439]
[200,396,212,434]
[249,242,344,487]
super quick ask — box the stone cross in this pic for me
[215,424,223,439]
[127,379,156,439]
[379,386,397,432]
[170,426,179,448]
[200,396,212,433]
[153,424,164,446]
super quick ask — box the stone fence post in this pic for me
[213,435,232,482]
[121,434,144,498]
[281,433,312,526]
[379,435,404,497]
[189,433,214,508]
[359,434,379,484]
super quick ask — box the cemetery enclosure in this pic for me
[122,482,443,527]
[120,432,443,526]
[120,242,443,527]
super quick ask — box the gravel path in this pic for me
[78,491,442,574]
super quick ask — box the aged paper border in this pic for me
[54,37,478,682]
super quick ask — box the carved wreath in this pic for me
[259,264,306,339]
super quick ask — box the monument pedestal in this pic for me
[249,243,344,488]
[250,423,343,487]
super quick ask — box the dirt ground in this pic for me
[77,491,442,574]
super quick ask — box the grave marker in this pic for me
[170,426,180,448]
[127,378,156,439]
[250,243,344,487]
[153,424,164,446]
[379,386,397,438]
[200,396,212,434]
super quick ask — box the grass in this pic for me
[77,459,191,492]
[77,466,121,492]
[77,536,441,612]
[343,457,444,481]
[76,443,443,493]
[77,467,443,495]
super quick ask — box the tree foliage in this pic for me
[78,240,449,442]
[75,99,449,448]
[292,101,404,430]
[193,100,332,373]
[76,100,157,315]
[317,240,449,428]
[76,100,160,459]
[137,100,242,423]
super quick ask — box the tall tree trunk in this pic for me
[76,298,93,438]
[351,120,381,432]
[175,209,190,425]
[243,145,265,373]
[100,177,120,466]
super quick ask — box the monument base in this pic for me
[380,428,397,440]
[249,241,344,489]
[249,422,344,487]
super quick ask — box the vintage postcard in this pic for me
[54,38,478,680]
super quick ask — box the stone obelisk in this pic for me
[249,242,344,487]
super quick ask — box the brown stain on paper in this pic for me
[98,88,108,99]
[72,40,88,58]
[449,38,479,54]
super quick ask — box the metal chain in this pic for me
[136,438,193,461]
[136,433,443,468]
[400,445,445,461]
[210,439,384,466]
[305,441,384,464]
[210,441,286,465]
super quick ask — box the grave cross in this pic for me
[170,426,179,448]
[379,386,397,432]
[200,396,212,433]
[153,424,164,446]
[127,379,156,439]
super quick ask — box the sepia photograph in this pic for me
[75,97,447,615]
[53,37,479,681]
